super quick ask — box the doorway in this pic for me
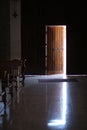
[45,25,66,75]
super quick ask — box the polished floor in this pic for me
[0,74,87,130]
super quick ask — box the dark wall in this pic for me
[0,1,10,61]
[66,3,87,74]
[21,0,45,74]
[21,1,87,75]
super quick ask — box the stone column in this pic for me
[10,0,21,60]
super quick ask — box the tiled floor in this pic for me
[0,74,87,130]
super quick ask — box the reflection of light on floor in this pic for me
[48,82,67,126]
[0,103,10,125]
[0,103,4,124]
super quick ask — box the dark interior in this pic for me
[0,1,87,75]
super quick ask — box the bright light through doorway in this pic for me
[63,26,66,76]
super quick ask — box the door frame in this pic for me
[45,25,67,75]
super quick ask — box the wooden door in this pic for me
[45,25,66,75]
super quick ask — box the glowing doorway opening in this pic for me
[47,82,67,127]
[63,26,66,75]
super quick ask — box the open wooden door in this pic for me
[45,25,66,75]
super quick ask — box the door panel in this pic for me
[46,26,66,74]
